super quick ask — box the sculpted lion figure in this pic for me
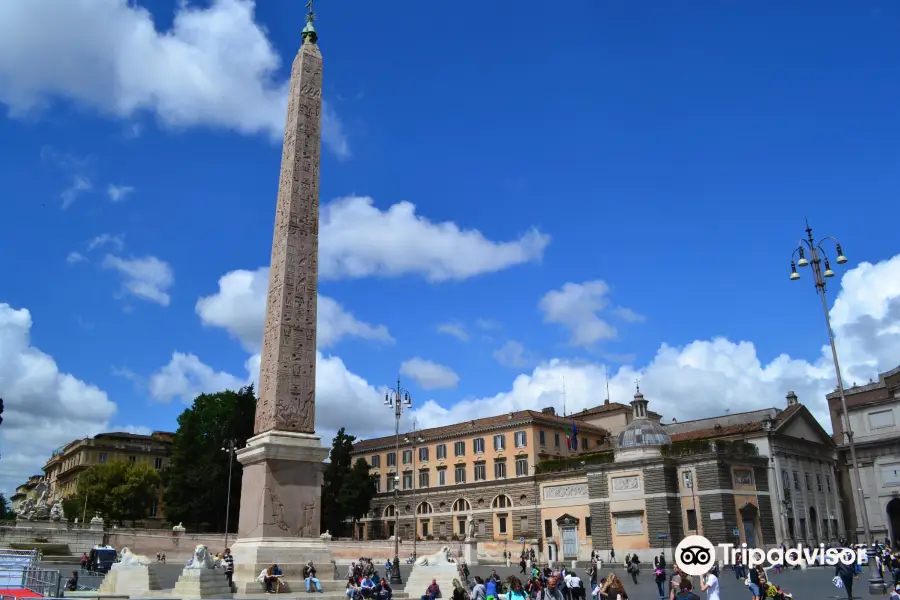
[185,544,218,570]
[118,547,152,566]
[414,546,451,566]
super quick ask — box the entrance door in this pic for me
[743,519,757,548]
[561,527,578,559]
[887,499,900,545]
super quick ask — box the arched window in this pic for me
[416,502,434,515]
[452,498,471,512]
[492,494,512,509]
[384,505,396,518]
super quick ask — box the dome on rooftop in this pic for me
[614,387,672,455]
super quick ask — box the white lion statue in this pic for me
[185,545,218,570]
[118,547,152,566]
[414,546,451,566]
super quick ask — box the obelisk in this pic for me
[230,3,333,593]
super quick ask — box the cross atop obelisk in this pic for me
[253,0,324,437]
[231,7,332,591]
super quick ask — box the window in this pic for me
[387,452,397,467]
[583,438,590,450]
[474,463,486,481]
[458,519,466,536]
[544,519,553,538]
[150,501,158,517]
[436,444,447,460]
[387,477,396,492]
[129,455,136,465]
[371,455,381,468]
[515,431,527,448]
[521,515,528,532]
[473,438,485,453]
[781,469,789,489]
[816,474,822,492]
[539,430,546,445]
[384,505,396,517]
[453,498,470,512]
[869,409,895,430]
[683,471,693,489]
[493,495,511,508]
[421,521,430,537]
[403,450,412,465]
[403,472,413,490]
[494,434,506,451]
[416,502,433,515]
[498,516,508,535]
[454,442,465,457]
[154,457,163,469]
[419,471,430,488]
[494,461,507,479]
[516,457,529,476]
[419,447,429,462]
[792,471,800,490]
[554,432,561,447]
[826,475,832,492]
[805,473,811,491]
[374,478,381,493]
[686,509,698,531]
[99,452,107,463]
[438,468,446,486]
[455,466,466,484]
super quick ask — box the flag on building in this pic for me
[571,420,578,449]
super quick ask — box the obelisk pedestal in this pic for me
[229,6,335,594]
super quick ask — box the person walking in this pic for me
[835,560,859,600]
[222,548,235,589]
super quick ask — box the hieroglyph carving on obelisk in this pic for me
[254,13,322,436]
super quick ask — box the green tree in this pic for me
[0,493,12,521]
[321,429,375,536]
[163,385,256,532]
[74,460,161,524]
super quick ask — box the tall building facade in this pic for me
[42,431,173,525]
[828,364,900,543]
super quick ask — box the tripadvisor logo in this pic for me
[674,535,864,577]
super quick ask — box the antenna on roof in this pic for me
[562,376,567,417]
[605,366,610,403]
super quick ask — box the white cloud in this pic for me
[66,252,85,264]
[107,184,134,202]
[493,341,537,369]
[400,358,460,390]
[194,267,394,352]
[87,233,125,253]
[148,352,247,403]
[60,176,91,209]
[319,196,550,282]
[476,318,502,331]
[0,303,119,496]
[102,255,174,306]
[540,280,643,347]
[437,323,469,342]
[0,0,349,158]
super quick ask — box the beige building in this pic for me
[10,475,44,513]
[42,431,174,524]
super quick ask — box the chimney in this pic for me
[786,391,798,407]
[541,407,556,416]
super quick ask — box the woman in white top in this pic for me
[699,570,719,600]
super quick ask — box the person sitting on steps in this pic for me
[304,561,323,593]
[421,578,441,600]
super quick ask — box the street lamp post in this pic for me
[222,439,239,548]
[790,223,886,594]
[384,378,413,585]
[531,465,541,562]
[405,423,425,561]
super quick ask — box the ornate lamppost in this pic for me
[221,439,240,548]
[790,223,885,594]
[384,378,413,585]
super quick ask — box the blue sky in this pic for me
[1,0,899,497]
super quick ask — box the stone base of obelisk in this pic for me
[231,430,332,594]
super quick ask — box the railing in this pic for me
[0,549,40,588]
[0,567,61,598]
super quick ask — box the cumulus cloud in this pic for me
[194,267,394,352]
[437,323,469,342]
[319,196,550,282]
[493,341,538,370]
[0,304,124,496]
[400,358,460,390]
[0,0,349,157]
[539,280,643,347]
[102,255,174,306]
[149,253,900,450]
